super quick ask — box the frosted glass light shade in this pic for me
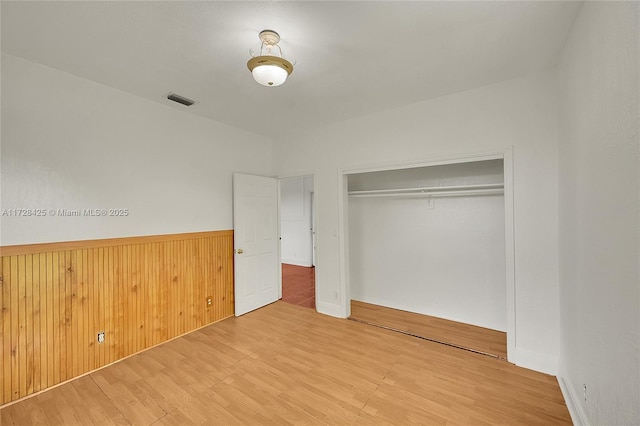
[252,64,288,87]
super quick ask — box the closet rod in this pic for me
[348,183,504,197]
[348,188,504,198]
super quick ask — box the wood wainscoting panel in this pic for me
[0,230,234,406]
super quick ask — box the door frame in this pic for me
[337,148,515,361]
[277,173,318,307]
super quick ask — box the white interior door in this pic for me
[233,173,279,316]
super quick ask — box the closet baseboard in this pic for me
[511,347,558,375]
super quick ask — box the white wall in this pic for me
[557,2,639,425]
[348,162,506,331]
[1,54,273,245]
[350,195,506,331]
[275,71,560,373]
[280,175,313,266]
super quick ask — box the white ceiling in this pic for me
[1,1,581,138]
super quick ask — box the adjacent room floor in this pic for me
[0,302,570,425]
[281,264,315,309]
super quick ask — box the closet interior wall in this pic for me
[348,160,506,331]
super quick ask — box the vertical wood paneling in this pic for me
[83,249,90,374]
[69,250,78,380]
[97,247,104,370]
[106,246,114,365]
[58,251,67,384]
[67,250,74,381]
[149,243,157,347]
[10,256,18,401]
[46,252,54,389]
[114,246,122,361]
[52,251,61,387]
[0,261,3,405]
[122,245,129,359]
[31,254,41,394]
[133,244,141,355]
[142,244,149,351]
[158,243,167,343]
[204,238,211,325]
[0,230,234,406]
[38,253,47,390]
[180,241,186,337]
[17,255,27,398]
[2,257,11,401]
[24,255,34,396]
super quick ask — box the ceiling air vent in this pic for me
[166,93,195,106]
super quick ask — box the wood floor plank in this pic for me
[0,301,571,425]
[90,367,167,425]
[350,299,508,358]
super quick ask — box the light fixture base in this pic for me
[259,30,280,45]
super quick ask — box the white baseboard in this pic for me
[350,295,506,332]
[316,300,346,318]
[510,347,558,375]
[281,259,312,267]
[558,375,589,426]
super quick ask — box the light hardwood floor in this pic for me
[350,300,507,359]
[1,301,571,425]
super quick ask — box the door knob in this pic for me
[235,249,244,254]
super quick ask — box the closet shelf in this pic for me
[348,183,504,198]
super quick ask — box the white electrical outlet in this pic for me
[583,384,587,402]
[97,331,105,344]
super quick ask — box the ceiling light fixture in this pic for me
[247,30,293,87]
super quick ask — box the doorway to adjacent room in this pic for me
[279,175,316,309]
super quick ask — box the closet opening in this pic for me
[279,175,316,309]
[342,154,514,360]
